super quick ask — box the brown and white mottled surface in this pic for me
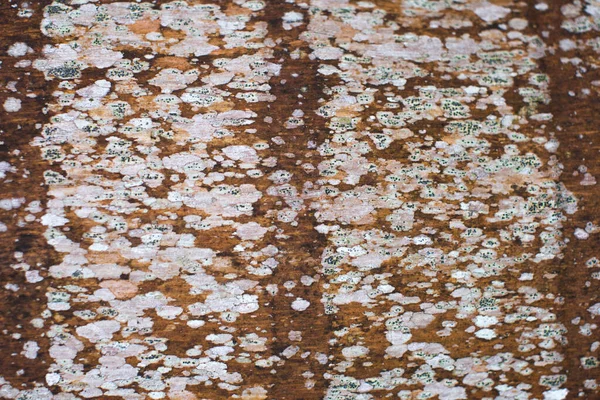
[0,0,599,399]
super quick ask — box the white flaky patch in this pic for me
[3,97,21,112]
[22,341,39,359]
[291,298,310,311]
[75,320,121,343]
[543,389,569,400]
[342,345,369,359]
[474,315,498,328]
[474,2,511,23]
[7,42,32,57]
[475,329,497,340]
[41,213,69,227]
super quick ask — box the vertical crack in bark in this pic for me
[0,0,56,390]
[527,0,600,395]
[255,2,335,397]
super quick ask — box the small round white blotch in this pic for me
[3,97,21,112]
[45,372,60,386]
[475,328,497,340]
[474,3,510,23]
[559,39,577,52]
[519,273,534,281]
[187,320,205,328]
[508,18,528,30]
[544,139,559,153]
[543,389,568,400]
[474,315,498,328]
[342,345,369,358]
[7,42,31,57]
[291,298,310,311]
[574,228,589,240]
[283,11,303,23]
[587,303,600,316]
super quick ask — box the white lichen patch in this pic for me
[0,0,588,398]
[291,298,310,311]
[3,97,21,112]
[7,42,32,57]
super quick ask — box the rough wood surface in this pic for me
[0,0,599,399]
